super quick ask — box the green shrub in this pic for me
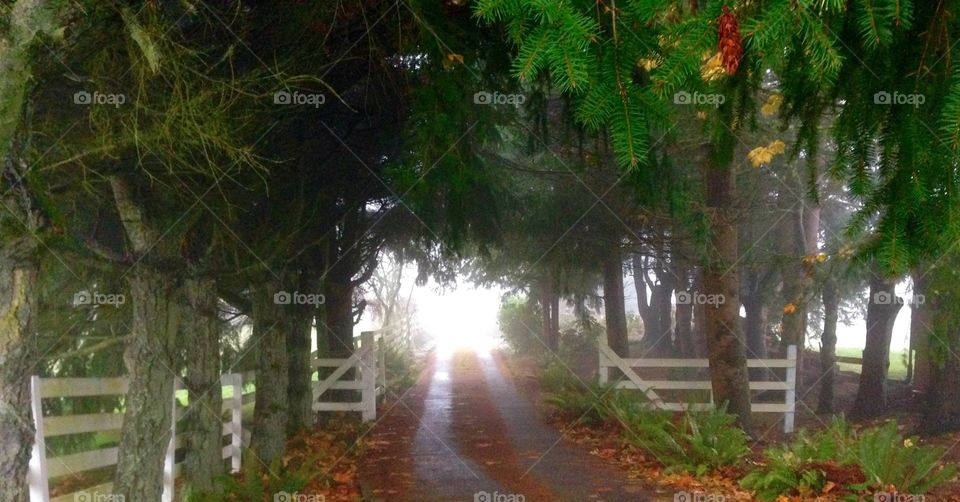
[544,383,649,426]
[855,420,957,495]
[497,295,542,354]
[539,361,580,394]
[741,417,858,501]
[741,418,957,500]
[622,405,750,476]
[186,449,317,502]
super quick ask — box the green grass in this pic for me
[831,347,910,381]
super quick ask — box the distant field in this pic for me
[828,346,910,381]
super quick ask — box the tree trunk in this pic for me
[852,273,902,418]
[911,271,932,392]
[633,255,658,349]
[250,277,290,465]
[692,269,708,357]
[113,265,181,500]
[702,147,752,431]
[920,321,960,433]
[322,278,356,402]
[537,275,559,352]
[286,278,315,436]
[0,252,39,502]
[817,276,839,414]
[742,289,767,360]
[674,264,695,357]
[919,264,960,433]
[602,246,629,357]
[0,4,65,498]
[742,288,769,382]
[182,277,222,494]
[779,213,806,358]
[110,177,182,501]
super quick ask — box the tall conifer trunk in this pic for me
[702,146,752,431]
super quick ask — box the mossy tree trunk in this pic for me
[602,246,629,357]
[182,276,222,494]
[817,276,839,414]
[852,273,902,419]
[0,4,66,497]
[702,146,752,431]
[111,176,182,501]
[250,275,292,465]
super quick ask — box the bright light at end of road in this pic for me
[420,284,503,356]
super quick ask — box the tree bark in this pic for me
[0,251,39,502]
[322,277,356,402]
[250,277,290,465]
[182,277,222,494]
[852,273,902,418]
[674,264,695,357]
[910,271,932,391]
[113,265,181,500]
[538,273,560,352]
[110,177,182,501]
[286,276,315,436]
[702,147,752,431]
[742,286,768,360]
[919,264,960,433]
[602,246,629,357]
[817,276,839,414]
[0,4,66,498]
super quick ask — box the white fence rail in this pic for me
[599,342,797,432]
[29,331,384,502]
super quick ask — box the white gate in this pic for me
[598,342,797,432]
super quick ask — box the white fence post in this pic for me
[230,373,242,472]
[360,331,376,422]
[784,345,797,433]
[377,333,386,395]
[28,375,50,502]
[162,379,178,502]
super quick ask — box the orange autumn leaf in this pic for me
[783,303,797,314]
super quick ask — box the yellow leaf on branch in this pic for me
[747,140,787,167]
[761,93,783,116]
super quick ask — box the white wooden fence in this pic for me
[28,330,384,501]
[599,342,798,432]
